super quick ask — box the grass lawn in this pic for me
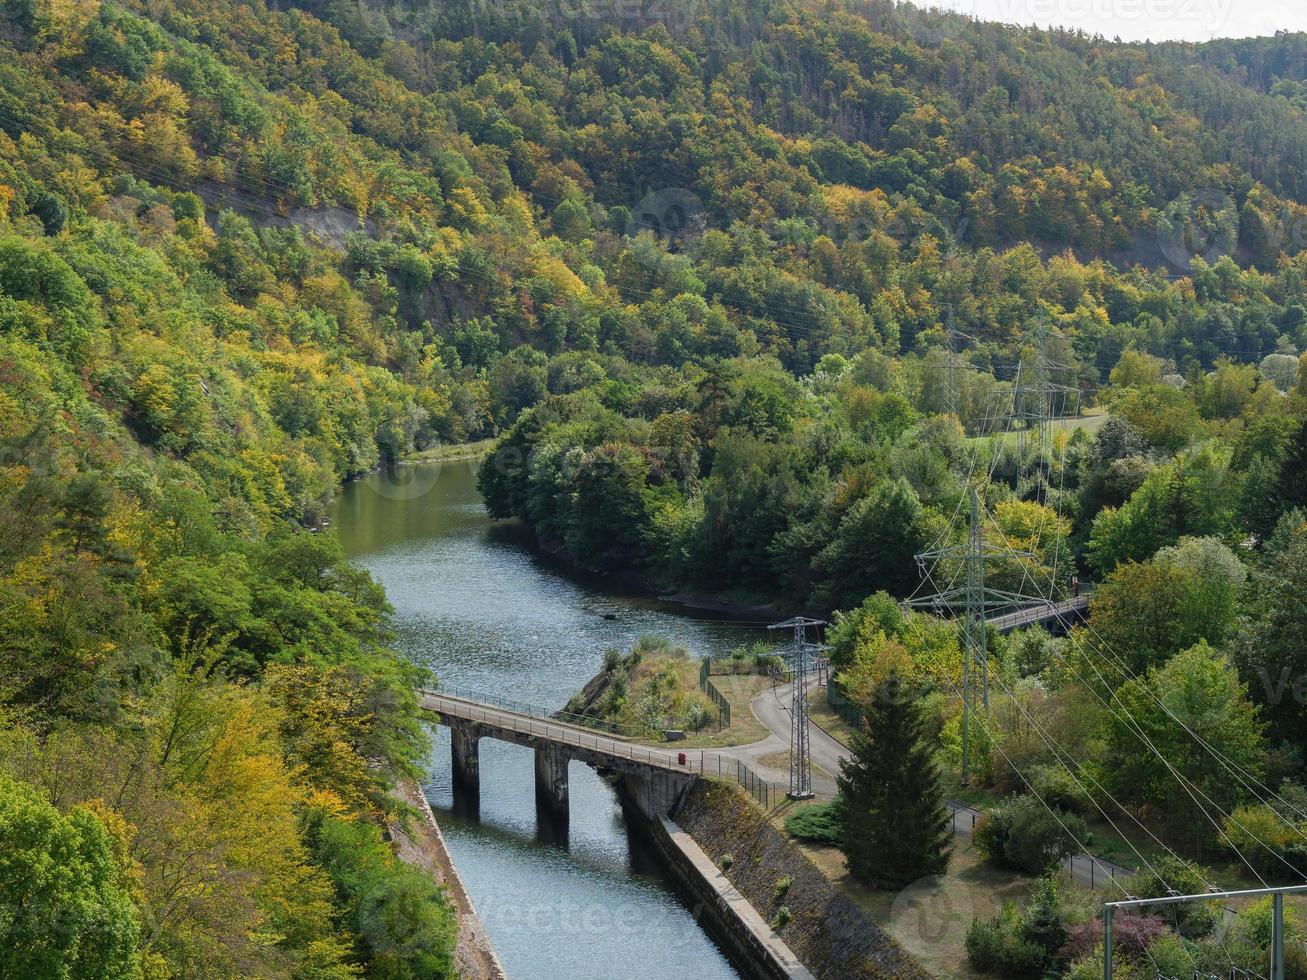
[781,813,1034,979]
[806,689,857,747]
[964,408,1109,448]
[653,672,775,749]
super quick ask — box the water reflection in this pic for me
[333,458,751,980]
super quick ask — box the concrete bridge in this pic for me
[419,689,699,837]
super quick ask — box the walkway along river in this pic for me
[332,458,755,980]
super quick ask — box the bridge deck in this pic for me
[420,689,691,774]
[987,595,1089,633]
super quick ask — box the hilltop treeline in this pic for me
[5,0,1307,971]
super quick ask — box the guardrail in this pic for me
[432,684,636,736]
[423,688,787,807]
[422,689,686,769]
[695,751,785,810]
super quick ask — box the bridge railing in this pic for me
[425,688,791,802]
[425,688,692,768]
[431,684,723,742]
[431,684,637,737]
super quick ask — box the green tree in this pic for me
[565,443,654,573]
[309,810,457,979]
[0,776,141,979]
[813,478,938,609]
[1103,643,1266,850]
[1233,517,1307,746]
[836,675,951,888]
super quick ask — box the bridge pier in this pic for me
[534,743,569,842]
[450,723,481,819]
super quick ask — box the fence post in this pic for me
[1273,892,1285,980]
[1102,905,1113,980]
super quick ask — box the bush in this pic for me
[966,903,1045,976]
[975,795,1088,874]
[772,875,793,902]
[784,800,845,846]
[1223,803,1307,878]
[1061,912,1166,962]
[1029,765,1092,815]
[309,811,458,979]
[1123,855,1219,938]
[967,876,1073,977]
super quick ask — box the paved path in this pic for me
[724,677,1132,891]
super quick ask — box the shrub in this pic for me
[966,903,1045,976]
[975,795,1088,874]
[772,875,793,902]
[773,906,791,928]
[1223,803,1307,877]
[967,876,1074,977]
[1123,855,1219,938]
[309,811,458,978]
[1029,765,1092,815]
[1061,913,1167,962]
[784,800,844,846]
[720,853,733,870]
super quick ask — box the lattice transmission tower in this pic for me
[907,315,1080,782]
[768,616,827,800]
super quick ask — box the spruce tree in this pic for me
[837,675,952,888]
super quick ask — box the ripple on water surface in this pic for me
[333,459,748,980]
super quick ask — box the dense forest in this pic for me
[3,0,1307,972]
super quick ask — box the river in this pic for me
[332,457,760,980]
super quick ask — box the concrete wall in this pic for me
[670,781,931,980]
[638,806,817,980]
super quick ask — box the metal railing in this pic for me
[424,688,790,809]
[693,751,785,810]
[698,659,731,729]
[431,683,642,737]
[826,675,866,730]
[421,688,688,770]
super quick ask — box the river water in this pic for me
[332,458,761,980]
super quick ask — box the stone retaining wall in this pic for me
[673,781,930,980]
[646,812,817,980]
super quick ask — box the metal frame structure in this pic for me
[768,616,826,800]
[907,487,1043,782]
[1103,885,1307,979]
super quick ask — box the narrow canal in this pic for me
[332,457,753,980]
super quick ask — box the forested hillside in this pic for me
[3,0,1307,972]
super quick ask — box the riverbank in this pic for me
[408,438,497,463]
[527,529,784,622]
[388,777,508,980]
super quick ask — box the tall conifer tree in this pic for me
[837,675,952,888]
